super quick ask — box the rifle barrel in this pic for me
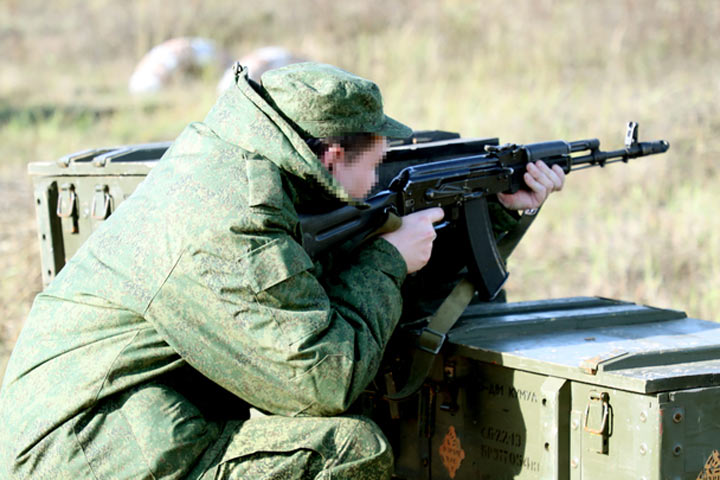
[570,139,669,169]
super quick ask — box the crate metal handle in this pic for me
[583,392,609,435]
[56,186,76,218]
[91,186,111,220]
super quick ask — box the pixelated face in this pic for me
[331,135,387,199]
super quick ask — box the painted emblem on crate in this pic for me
[697,450,720,480]
[439,425,466,478]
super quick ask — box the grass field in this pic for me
[2,0,719,379]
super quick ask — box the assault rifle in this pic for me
[300,122,669,301]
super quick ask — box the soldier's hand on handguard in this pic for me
[381,207,445,274]
[497,161,565,211]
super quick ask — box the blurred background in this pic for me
[1,0,719,379]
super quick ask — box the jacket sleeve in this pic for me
[487,197,521,235]
[144,219,406,417]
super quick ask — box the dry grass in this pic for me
[2,0,719,379]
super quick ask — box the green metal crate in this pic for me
[383,297,720,479]
[27,142,169,286]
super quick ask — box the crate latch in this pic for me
[56,183,76,218]
[56,183,79,233]
[583,391,612,454]
[91,185,112,220]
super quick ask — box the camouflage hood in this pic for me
[202,66,357,205]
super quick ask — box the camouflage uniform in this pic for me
[0,64,413,479]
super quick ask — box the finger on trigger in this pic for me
[425,207,444,223]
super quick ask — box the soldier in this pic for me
[0,62,564,479]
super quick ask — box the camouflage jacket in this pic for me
[0,72,407,478]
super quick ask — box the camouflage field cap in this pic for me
[260,62,412,139]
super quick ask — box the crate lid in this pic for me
[448,297,720,393]
[28,142,172,177]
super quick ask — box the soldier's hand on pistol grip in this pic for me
[381,207,444,274]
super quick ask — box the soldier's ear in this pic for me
[320,144,345,173]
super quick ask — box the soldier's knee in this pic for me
[324,416,393,478]
[335,415,386,449]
